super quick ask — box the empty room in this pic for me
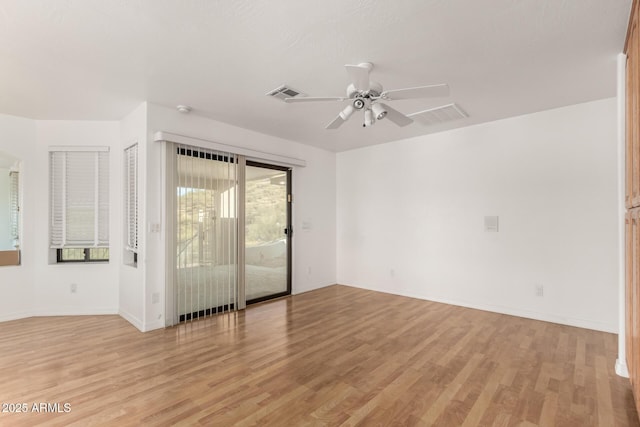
[1,0,639,425]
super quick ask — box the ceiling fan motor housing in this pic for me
[353,98,365,109]
[280,61,451,130]
[346,81,383,99]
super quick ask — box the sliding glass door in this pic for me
[174,146,239,322]
[245,161,291,303]
[167,145,291,325]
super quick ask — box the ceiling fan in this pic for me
[283,62,453,129]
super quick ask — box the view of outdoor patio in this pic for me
[175,159,287,317]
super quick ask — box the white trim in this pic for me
[153,131,306,167]
[48,146,110,152]
[0,310,33,323]
[343,283,618,333]
[617,52,627,377]
[124,142,138,151]
[292,281,334,295]
[31,308,119,316]
[616,358,630,378]
[118,309,144,332]
[142,320,165,332]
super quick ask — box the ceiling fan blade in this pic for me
[284,96,347,103]
[380,84,449,101]
[378,103,413,127]
[345,64,371,92]
[326,114,347,129]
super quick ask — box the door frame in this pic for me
[245,160,292,305]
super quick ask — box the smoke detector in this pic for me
[176,105,192,114]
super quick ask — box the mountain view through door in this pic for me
[245,162,291,303]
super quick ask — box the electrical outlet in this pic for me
[307,266,311,275]
[70,283,77,294]
[390,269,396,277]
[152,292,160,304]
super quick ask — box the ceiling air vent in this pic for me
[266,85,304,101]
[408,103,468,126]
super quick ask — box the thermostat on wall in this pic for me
[484,216,499,232]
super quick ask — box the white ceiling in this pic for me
[0,0,632,152]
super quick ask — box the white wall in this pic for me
[144,103,337,330]
[0,98,620,334]
[32,120,120,316]
[0,115,122,321]
[118,103,147,330]
[0,103,336,331]
[337,98,619,332]
[0,113,36,321]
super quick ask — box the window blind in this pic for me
[49,149,110,248]
[172,144,239,323]
[9,171,19,243]
[124,144,138,251]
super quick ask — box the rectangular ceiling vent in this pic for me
[266,85,304,101]
[408,103,468,126]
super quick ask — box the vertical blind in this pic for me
[9,171,19,244]
[49,148,110,248]
[124,144,138,252]
[172,144,239,323]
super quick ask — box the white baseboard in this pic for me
[142,320,165,332]
[616,359,630,378]
[0,310,33,323]
[293,281,335,295]
[342,284,617,333]
[31,308,118,317]
[118,309,144,332]
[119,310,165,332]
[0,309,120,324]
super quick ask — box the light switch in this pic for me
[484,216,499,232]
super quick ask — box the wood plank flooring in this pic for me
[0,285,637,426]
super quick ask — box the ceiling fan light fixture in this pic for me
[340,104,355,120]
[364,109,374,127]
[372,103,387,120]
[280,61,452,131]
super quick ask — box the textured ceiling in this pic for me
[0,0,632,152]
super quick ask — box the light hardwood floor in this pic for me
[0,285,638,426]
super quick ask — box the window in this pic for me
[9,170,19,247]
[49,148,109,262]
[124,144,138,253]
[57,248,110,262]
